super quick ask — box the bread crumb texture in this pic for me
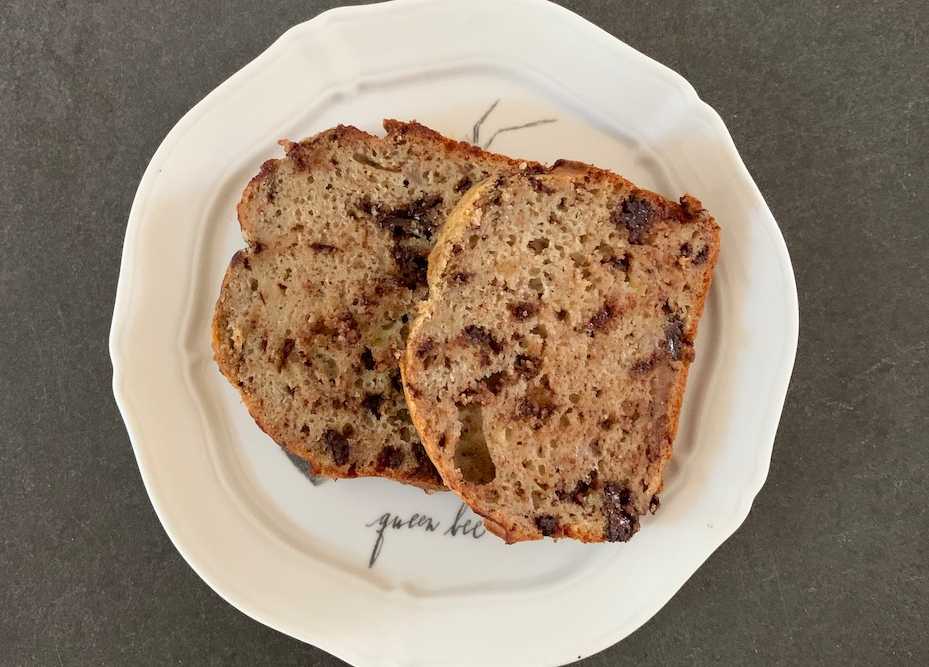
[404,163,719,540]
[211,121,534,489]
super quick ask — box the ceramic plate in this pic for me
[110,1,798,664]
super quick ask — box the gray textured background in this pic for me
[2,1,927,665]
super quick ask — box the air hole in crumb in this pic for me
[506,234,517,247]
[249,278,258,291]
[559,414,570,429]
[468,234,480,249]
[569,393,581,404]
[528,277,544,295]
[454,405,495,484]
[530,323,548,340]
[532,490,544,508]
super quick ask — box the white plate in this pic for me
[110,1,798,665]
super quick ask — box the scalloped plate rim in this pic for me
[109,1,798,665]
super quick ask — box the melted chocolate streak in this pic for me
[365,503,486,568]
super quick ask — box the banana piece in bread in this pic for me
[402,162,719,536]
[212,121,535,488]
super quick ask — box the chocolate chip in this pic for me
[378,195,443,240]
[603,253,629,271]
[649,495,660,514]
[375,445,403,471]
[513,354,541,379]
[450,271,473,285]
[535,515,558,536]
[356,197,378,217]
[438,433,447,449]
[664,316,693,361]
[416,337,435,359]
[618,487,633,507]
[362,393,383,419]
[528,177,555,194]
[391,244,428,290]
[389,369,403,393]
[679,242,692,257]
[310,242,338,253]
[300,424,310,435]
[277,338,295,370]
[584,302,617,336]
[483,371,509,395]
[454,176,473,193]
[508,301,538,321]
[463,325,503,354]
[557,477,594,505]
[603,483,640,542]
[516,397,555,423]
[630,352,659,374]
[612,195,654,245]
[322,429,350,466]
[361,348,375,370]
[693,246,709,265]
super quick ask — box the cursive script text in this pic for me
[365,503,485,567]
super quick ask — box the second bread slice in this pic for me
[402,162,719,541]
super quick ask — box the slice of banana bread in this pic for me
[402,162,719,536]
[212,121,536,488]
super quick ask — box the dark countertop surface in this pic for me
[2,1,927,664]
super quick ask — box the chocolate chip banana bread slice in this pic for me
[402,162,719,536]
[212,121,536,488]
